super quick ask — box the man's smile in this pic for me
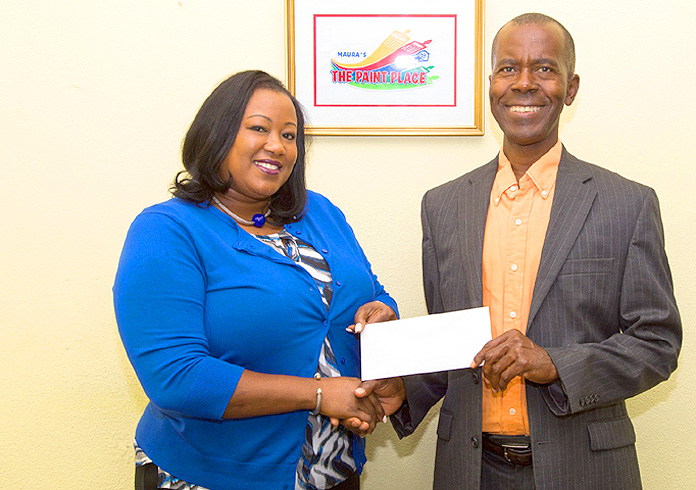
[507,105,544,114]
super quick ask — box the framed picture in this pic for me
[285,0,484,136]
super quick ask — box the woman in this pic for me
[114,70,398,490]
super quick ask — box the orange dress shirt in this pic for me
[481,141,562,435]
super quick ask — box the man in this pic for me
[354,12,682,490]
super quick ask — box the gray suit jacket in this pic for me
[393,149,681,490]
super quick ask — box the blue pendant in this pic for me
[252,214,266,228]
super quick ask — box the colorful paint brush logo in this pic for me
[330,29,437,90]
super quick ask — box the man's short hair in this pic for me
[492,13,576,75]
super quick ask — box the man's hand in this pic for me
[470,329,558,392]
[355,377,407,415]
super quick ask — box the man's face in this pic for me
[489,22,579,152]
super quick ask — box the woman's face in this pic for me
[220,88,298,203]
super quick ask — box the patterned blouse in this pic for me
[135,230,355,490]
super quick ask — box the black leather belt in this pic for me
[482,433,533,466]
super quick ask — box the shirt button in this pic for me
[509,408,516,415]
[509,311,517,319]
[515,218,522,226]
[510,185,518,192]
[510,264,518,271]
[495,198,500,205]
[541,190,549,197]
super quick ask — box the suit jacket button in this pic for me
[471,437,479,448]
[472,373,479,384]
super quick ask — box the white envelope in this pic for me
[360,307,492,380]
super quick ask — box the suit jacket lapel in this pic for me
[457,157,498,307]
[527,149,597,333]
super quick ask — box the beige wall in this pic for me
[1,1,693,488]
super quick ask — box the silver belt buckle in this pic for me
[502,443,530,464]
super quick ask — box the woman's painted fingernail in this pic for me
[383,415,388,423]
[355,323,362,333]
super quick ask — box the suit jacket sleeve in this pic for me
[543,188,682,415]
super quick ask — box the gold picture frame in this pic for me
[286,0,484,136]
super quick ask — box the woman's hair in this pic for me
[171,70,308,224]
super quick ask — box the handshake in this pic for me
[324,376,406,437]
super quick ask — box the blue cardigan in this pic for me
[114,191,398,490]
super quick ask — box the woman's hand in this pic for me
[319,377,386,435]
[346,301,397,334]
[329,303,398,435]
[329,377,407,437]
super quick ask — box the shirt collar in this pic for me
[492,141,562,205]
